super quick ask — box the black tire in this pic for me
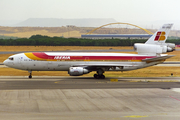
[29,75,32,79]
[101,75,105,79]
[94,74,98,79]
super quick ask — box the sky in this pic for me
[1,0,180,29]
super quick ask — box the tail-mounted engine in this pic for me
[134,43,175,55]
[68,67,90,76]
[164,43,175,52]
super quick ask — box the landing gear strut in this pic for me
[94,69,105,79]
[28,71,32,79]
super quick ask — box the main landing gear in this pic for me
[94,69,105,79]
[94,74,105,79]
[28,71,32,79]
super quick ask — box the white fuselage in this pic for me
[3,52,162,72]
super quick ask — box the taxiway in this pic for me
[0,76,180,89]
[0,76,180,119]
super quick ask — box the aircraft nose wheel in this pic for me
[28,71,32,79]
[29,73,32,79]
[29,75,32,78]
[94,74,105,79]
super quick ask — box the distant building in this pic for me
[66,25,76,27]
[81,34,152,39]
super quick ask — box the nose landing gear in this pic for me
[28,71,32,79]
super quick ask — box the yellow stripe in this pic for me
[131,60,141,62]
[24,53,45,60]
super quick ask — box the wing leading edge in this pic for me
[71,55,174,68]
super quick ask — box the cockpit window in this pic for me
[8,57,14,60]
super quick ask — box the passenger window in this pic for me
[9,57,14,60]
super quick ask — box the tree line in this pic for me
[0,35,179,46]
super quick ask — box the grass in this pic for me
[103,66,180,77]
[166,50,180,61]
[0,46,133,51]
[4,30,82,38]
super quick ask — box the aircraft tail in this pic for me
[134,23,175,55]
[145,24,173,44]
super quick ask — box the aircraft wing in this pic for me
[71,55,174,68]
[71,63,135,70]
[142,55,174,62]
[72,64,134,67]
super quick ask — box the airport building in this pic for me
[81,34,152,39]
[82,22,153,39]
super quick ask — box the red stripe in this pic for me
[32,52,49,59]
[70,56,155,60]
[154,32,161,41]
[32,52,156,60]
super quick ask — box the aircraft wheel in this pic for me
[28,71,32,78]
[94,74,98,79]
[29,75,32,79]
[94,74,105,79]
[100,75,105,79]
[29,73,32,79]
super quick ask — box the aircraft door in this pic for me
[85,57,90,63]
[18,56,23,65]
[132,57,137,66]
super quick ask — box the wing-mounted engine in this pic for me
[68,67,91,76]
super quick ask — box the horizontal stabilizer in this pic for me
[142,55,174,62]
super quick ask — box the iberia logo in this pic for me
[154,31,166,41]
[54,56,70,60]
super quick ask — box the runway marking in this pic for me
[169,96,180,102]
[54,81,63,83]
[95,80,180,83]
[96,82,107,83]
[110,79,118,82]
[128,80,179,82]
[124,115,148,118]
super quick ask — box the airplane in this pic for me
[3,23,175,79]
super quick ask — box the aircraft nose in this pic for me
[3,59,8,66]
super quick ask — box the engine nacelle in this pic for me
[166,43,175,52]
[134,43,167,55]
[167,47,173,52]
[157,43,175,52]
[68,67,90,76]
[166,43,176,48]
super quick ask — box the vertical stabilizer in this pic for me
[145,24,173,44]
